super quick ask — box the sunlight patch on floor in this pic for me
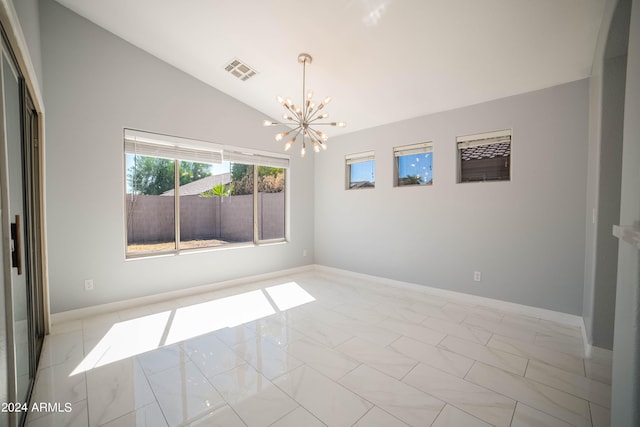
[71,281,315,376]
[265,281,316,311]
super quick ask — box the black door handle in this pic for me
[11,214,22,275]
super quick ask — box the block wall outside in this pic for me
[126,193,284,244]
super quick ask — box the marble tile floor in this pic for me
[26,272,612,427]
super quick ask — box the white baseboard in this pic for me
[314,264,585,328]
[52,263,593,352]
[581,317,592,358]
[50,264,315,324]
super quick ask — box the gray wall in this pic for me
[592,53,626,349]
[583,0,615,348]
[611,0,640,423]
[315,80,589,315]
[39,0,314,314]
[584,0,630,351]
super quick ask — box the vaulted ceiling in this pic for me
[54,0,605,137]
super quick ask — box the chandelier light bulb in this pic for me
[263,53,346,156]
[275,130,291,141]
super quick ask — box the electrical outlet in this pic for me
[303,248,307,257]
[84,279,94,291]
[473,271,481,282]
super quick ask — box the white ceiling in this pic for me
[54,0,605,137]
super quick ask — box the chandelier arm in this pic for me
[302,107,313,123]
[309,128,329,146]
[294,128,303,143]
[283,103,298,117]
[304,104,316,121]
[307,130,326,151]
[308,115,332,123]
[284,127,303,151]
[306,107,321,122]
[308,127,325,141]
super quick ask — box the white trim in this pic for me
[125,140,223,164]
[394,142,433,157]
[456,129,511,143]
[458,137,511,150]
[125,129,221,153]
[51,264,591,344]
[0,0,44,113]
[345,151,375,164]
[50,265,315,324]
[124,128,290,168]
[581,317,592,358]
[457,129,512,150]
[314,265,584,327]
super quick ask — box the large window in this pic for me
[394,142,433,186]
[457,129,511,183]
[346,151,375,189]
[124,130,288,257]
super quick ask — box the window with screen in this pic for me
[124,129,288,257]
[345,151,375,189]
[394,142,433,186]
[457,129,511,183]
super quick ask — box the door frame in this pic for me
[0,1,49,333]
[0,2,48,427]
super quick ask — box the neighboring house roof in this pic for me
[163,172,231,196]
[461,142,511,161]
[349,181,375,189]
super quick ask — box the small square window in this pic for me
[457,129,511,183]
[394,142,433,186]
[345,151,375,189]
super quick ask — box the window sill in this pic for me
[125,239,288,260]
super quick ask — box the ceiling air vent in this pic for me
[225,58,257,81]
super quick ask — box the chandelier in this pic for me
[263,53,346,157]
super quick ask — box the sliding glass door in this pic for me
[0,28,45,427]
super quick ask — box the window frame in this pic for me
[345,151,376,190]
[123,129,289,259]
[393,142,433,187]
[456,129,512,183]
